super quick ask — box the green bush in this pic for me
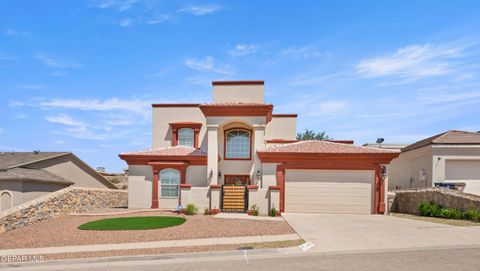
[269,207,278,217]
[418,201,441,217]
[463,209,480,221]
[250,204,259,216]
[185,204,198,215]
[204,207,210,215]
[439,208,462,219]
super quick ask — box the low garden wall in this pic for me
[389,188,480,215]
[0,187,127,233]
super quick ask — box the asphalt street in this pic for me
[3,246,480,271]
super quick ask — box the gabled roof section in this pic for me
[0,168,74,185]
[258,140,400,155]
[119,146,209,166]
[0,152,70,170]
[198,102,274,122]
[402,130,480,152]
[120,146,207,157]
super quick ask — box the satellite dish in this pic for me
[376,138,385,144]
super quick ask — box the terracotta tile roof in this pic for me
[258,140,400,155]
[199,102,273,107]
[0,152,70,170]
[403,130,480,152]
[119,146,207,157]
[0,168,73,185]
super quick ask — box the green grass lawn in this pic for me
[78,216,186,231]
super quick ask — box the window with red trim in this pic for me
[225,129,251,160]
[178,128,194,147]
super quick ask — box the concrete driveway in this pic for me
[283,213,480,253]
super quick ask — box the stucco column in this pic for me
[194,128,200,149]
[152,169,159,209]
[180,184,192,208]
[207,124,219,185]
[252,124,266,186]
[374,166,385,214]
[276,166,285,212]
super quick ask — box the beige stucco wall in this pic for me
[388,146,433,190]
[261,163,279,188]
[152,106,207,149]
[186,166,208,187]
[128,165,153,208]
[213,84,264,104]
[248,188,270,214]
[0,180,68,210]
[27,154,111,189]
[265,117,297,140]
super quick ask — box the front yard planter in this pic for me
[78,216,186,231]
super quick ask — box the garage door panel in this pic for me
[285,170,373,214]
[445,160,480,195]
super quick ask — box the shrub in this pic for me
[185,204,198,215]
[418,201,441,217]
[250,204,259,216]
[204,207,210,215]
[439,208,462,219]
[463,209,480,221]
[269,207,278,217]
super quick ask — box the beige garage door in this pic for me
[446,160,480,195]
[285,169,374,214]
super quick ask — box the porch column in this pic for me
[180,166,187,184]
[276,166,285,212]
[152,169,159,209]
[207,124,219,185]
[194,128,200,149]
[374,165,385,214]
[252,124,266,186]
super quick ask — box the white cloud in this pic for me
[356,43,462,79]
[0,54,18,67]
[39,98,150,116]
[228,44,258,56]
[45,114,87,127]
[93,0,138,11]
[318,101,348,113]
[118,18,134,27]
[179,5,221,16]
[35,54,82,69]
[3,29,29,37]
[282,45,324,59]
[146,14,172,24]
[184,56,234,75]
[14,84,47,90]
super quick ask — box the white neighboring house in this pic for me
[388,130,480,195]
[0,151,117,211]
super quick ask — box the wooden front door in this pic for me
[224,175,250,186]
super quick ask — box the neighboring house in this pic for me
[0,151,117,211]
[120,80,399,214]
[363,143,408,150]
[388,130,480,195]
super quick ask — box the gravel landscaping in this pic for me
[0,211,295,249]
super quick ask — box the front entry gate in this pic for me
[221,175,249,212]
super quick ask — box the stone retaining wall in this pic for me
[0,187,127,233]
[390,188,480,215]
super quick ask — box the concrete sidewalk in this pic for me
[0,234,301,256]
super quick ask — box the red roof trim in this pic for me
[199,104,273,123]
[152,104,200,108]
[330,140,354,144]
[212,80,264,86]
[272,114,298,118]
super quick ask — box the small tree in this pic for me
[296,129,332,140]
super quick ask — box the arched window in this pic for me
[225,129,251,160]
[178,128,194,147]
[160,169,180,198]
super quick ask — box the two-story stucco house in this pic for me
[120,81,399,214]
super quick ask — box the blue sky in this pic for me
[1,1,480,172]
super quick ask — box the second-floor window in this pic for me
[178,128,194,147]
[225,129,251,159]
